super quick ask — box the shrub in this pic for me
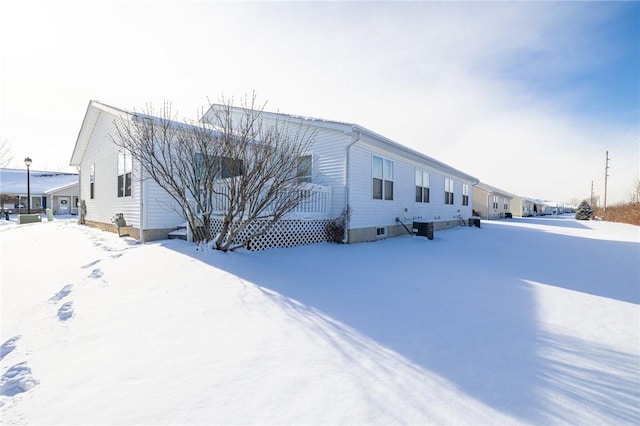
[575,200,594,220]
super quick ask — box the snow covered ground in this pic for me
[1,214,638,425]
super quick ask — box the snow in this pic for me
[0,168,78,195]
[1,215,638,425]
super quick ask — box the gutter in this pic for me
[343,127,361,243]
[139,164,145,243]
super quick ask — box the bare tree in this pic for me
[0,139,13,168]
[112,94,316,251]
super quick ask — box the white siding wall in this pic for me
[142,177,183,229]
[80,111,180,230]
[307,127,349,218]
[349,138,475,229]
[80,112,140,227]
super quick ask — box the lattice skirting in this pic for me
[210,219,332,251]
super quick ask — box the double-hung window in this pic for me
[372,155,393,200]
[90,163,95,199]
[297,155,312,183]
[492,195,499,209]
[462,183,469,206]
[117,151,132,197]
[195,153,243,179]
[444,178,454,205]
[415,169,430,203]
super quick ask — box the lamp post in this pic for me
[24,157,32,214]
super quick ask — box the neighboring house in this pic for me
[472,182,513,220]
[540,200,567,215]
[510,195,539,217]
[0,168,79,215]
[71,100,479,247]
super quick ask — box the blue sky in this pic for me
[1,1,638,204]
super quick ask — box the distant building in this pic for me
[0,168,79,214]
[472,182,513,219]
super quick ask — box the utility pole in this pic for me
[590,180,594,207]
[603,151,610,220]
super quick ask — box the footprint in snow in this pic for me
[57,302,74,321]
[81,259,101,269]
[49,284,72,302]
[0,336,22,361]
[0,362,39,397]
[89,268,103,279]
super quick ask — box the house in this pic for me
[510,195,539,217]
[0,168,79,215]
[71,100,479,247]
[70,101,184,242]
[472,182,513,220]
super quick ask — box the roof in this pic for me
[205,104,480,183]
[70,100,221,167]
[70,100,133,166]
[474,182,514,199]
[0,168,78,195]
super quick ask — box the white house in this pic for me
[472,182,513,220]
[70,101,184,242]
[0,168,79,215]
[71,100,479,247]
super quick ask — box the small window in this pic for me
[376,227,386,236]
[117,151,132,197]
[297,155,312,183]
[196,153,243,179]
[373,155,393,200]
[462,183,469,206]
[89,163,95,199]
[445,178,454,205]
[415,169,430,203]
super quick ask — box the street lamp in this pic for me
[24,157,32,214]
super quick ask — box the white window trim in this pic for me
[372,155,394,201]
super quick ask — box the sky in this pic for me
[1,0,638,204]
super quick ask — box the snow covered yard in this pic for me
[1,215,638,425]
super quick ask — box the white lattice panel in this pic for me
[210,219,331,251]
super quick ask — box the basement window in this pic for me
[376,227,386,237]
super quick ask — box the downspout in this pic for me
[139,164,145,243]
[343,127,361,243]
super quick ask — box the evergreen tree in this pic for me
[575,200,594,220]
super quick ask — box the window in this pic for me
[195,153,243,179]
[462,184,469,206]
[504,200,509,210]
[297,155,312,183]
[117,151,132,197]
[415,169,430,203]
[373,155,393,200]
[492,195,499,210]
[376,227,386,236]
[90,163,95,199]
[445,178,454,205]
